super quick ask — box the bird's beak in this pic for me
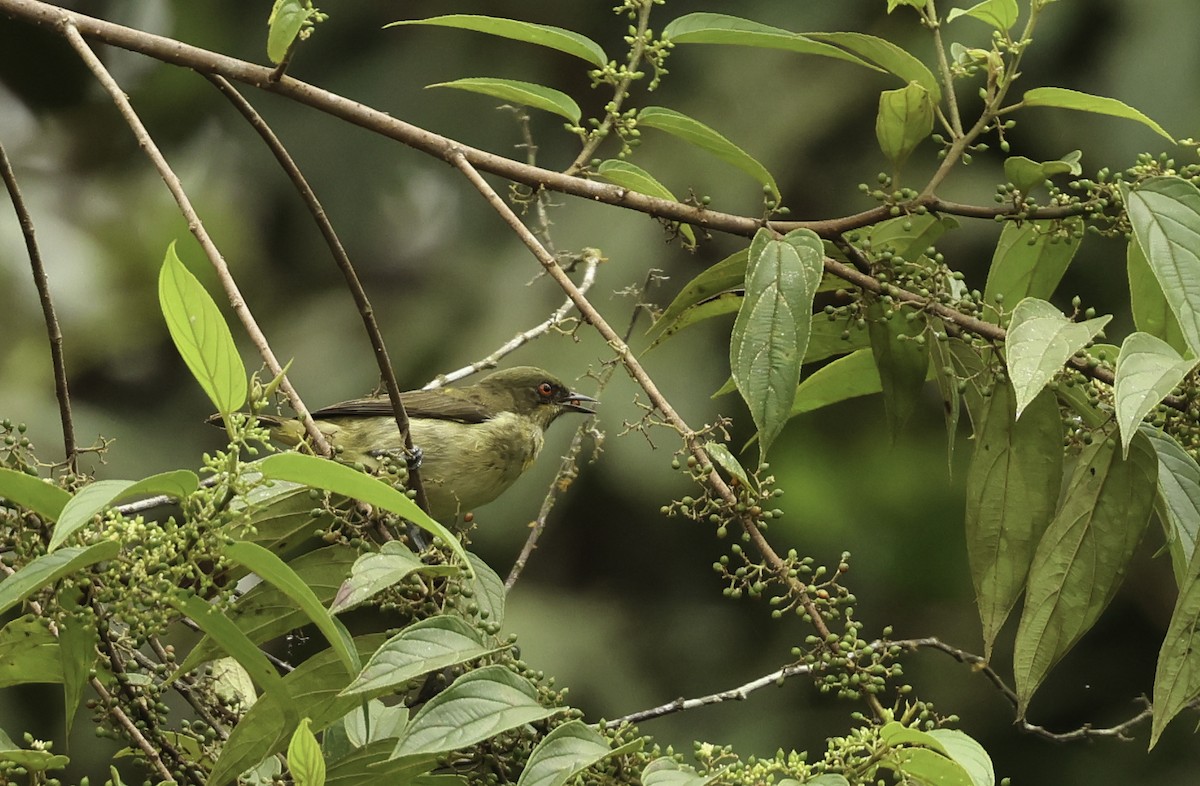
[562,391,598,415]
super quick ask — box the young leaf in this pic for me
[518,720,635,786]
[661,13,880,71]
[159,241,248,416]
[1004,297,1111,418]
[876,82,934,170]
[947,0,1019,31]
[1001,151,1081,195]
[385,16,606,67]
[924,729,996,786]
[341,616,495,697]
[1128,239,1188,355]
[1013,431,1157,715]
[1020,87,1175,143]
[287,718,325,786]
[595,160,695,247]
[638,107,779,201]
[730,229,824,461]
[344,700,408,747]
[331,541,457,614]
[0,542,119,617]
[0,468,70,521]
[805,32,941,101]
[1125,176,1200,356]
[703,442,751,488]
[1142,426,1200,585]
[964,383,1062,660]
[1114,333,1197,456]
[866,299,930,439]
[983,220,1083,310]
[428,78,580,123]
[390,665,563,758]
[267,0,308,64]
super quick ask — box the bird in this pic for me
[249,366,596,522]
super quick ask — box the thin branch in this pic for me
[58,20,331,457]
[0,140,77,475]
[203,73,429,513]
[604,661,813,728]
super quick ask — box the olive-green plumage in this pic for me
[261,367,595,522]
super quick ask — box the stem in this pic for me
[924,0,963,138]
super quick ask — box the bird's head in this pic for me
[477,366,597,429]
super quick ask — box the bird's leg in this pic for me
[367,444,423,469]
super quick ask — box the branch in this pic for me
[57,20,332,457]
[0,140,77,475]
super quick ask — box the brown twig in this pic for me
[203,73,429,513]
[0,140,77,475]
[58,20,331,457]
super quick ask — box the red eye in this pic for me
[537,382,555,398]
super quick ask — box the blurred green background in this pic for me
[2,0,1199,782]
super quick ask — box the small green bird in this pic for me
[256,366,596,522]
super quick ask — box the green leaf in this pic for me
[1152,506,1200,746]
[730,229,825,461]
[805,317,872,364]
[0,542,119,616]
[792,349,879,415]
[1020,87,1175,143]
[0,728,69,772]
[518,721,636,786]
[647,294,741,349]
[983,220,1083,309]
[267,0,307,64]
[57,591,98,736]
[641,758,721,786]
[468,553,505,629]
[386,16,606,67]
[0,616,61,687]
[964,383,1062,661]
[1128,239,1188,355]
[0,467,69,521]
[225,541,359,675]
[1013,431,1158,714]
[159,241,247,416]
[1114,333,1197,457]
[428,78,580,123]
[703,442,752,488]
[876,82,934,170]
[862,213,958,259]
[647,250,747,342]
[661,13,883,72]
[806,32,941,102]
[925,729,996,786]
[1004,297,1111,418]
[947,0,1019,31]
[390,665,563,758]
[595,161,694,247]
[257,452,467,565]
[1125,176,1200,355]
[344,700,408,746]
[325,740,434,786]
[638,106,779,201]
[331,541,457,614]
[341,616,495,697]
[1142,427,1200,585]
[288,718,326,786]
[867,298,930,438]
[50,470,198,551]
[1002,151,1082,195]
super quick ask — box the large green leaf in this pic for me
[1021,87,1174,143]
[158,241,247,417]
[341,616,496,697]
[925,729,996,786]
[1004,297,1111,418]
[50,470,198,551]
[330,541,457,614]
[661,13,880,71]
[1152,508,1200,747]
[647,250,748,342]
[878,723,974,786]
[983,220,1083,309]
[386,16,606,66]
[0,616,61,687]
[964,383,1062,660]
[791,349,879,416]
[594,160,694,247]
[1128,239,1188,355]
[867,298,930,438]
[1125,176,1200,356]
[1114,332,1197,457]
[947,0,1019,31]
[266,0,309,64]
[1142,426,1200,586]
[730,229,824,460]
[0,467,70,521]
[1013,431,1158,714]
[428,78,580,123]
[806,32,941,101]
[0,542,119,616]
[638,106,779,200]
[876,81,934,170]
[518,721,643,786]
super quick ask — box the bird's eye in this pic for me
[536,381,555,399]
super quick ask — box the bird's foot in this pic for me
[367,445,423,470]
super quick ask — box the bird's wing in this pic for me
[312,390,491,424]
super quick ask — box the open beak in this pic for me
[563,391,598,415]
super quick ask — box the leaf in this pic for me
[647,250,748,343]
[50,470,198,551]
[1003,297,1111,418]
[159,242,247,416]
[390,665,563,758]
[1128,239,1188,355]
[1020,87,1175,143]
[1002,151,1082,195]
[0,541,119,616]
[661,13,881,72]
[964,383,1062,660]
[646,294,741,349]
[267,0,308,64]
[341,615,495,697]
[1013,431,1158,714]
[1125,176,1200,355]
[428,78,580,123]
[0,616,61,687]
[344,700,408,746]
[947,0,1019,31]
[703,442,751,488]
[288,718,326,786]
[806,32,941,102]
[225,541,359,675]
[983,220,1083,309]
[57,591,98,736]
[331,541,456,614]
[595,161,694,247]
[805,317,872,364]
[925,729,996,786]
[792,349,880,415]
[641,758,721,786]
[468,553,505,628]
[1152,505,1200,746]
[876,82,934,170]
[325,740,434,786]
[385,16,606,67]
[1142,427,1200,585]
[867,298,930,438]
[1114,332,1197,457]
[257,452,467,565]
[638,106,779,200]
[0,467,70,521]
[730,229,824,461]
[862,213,957,259]
[518,721,634,786]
